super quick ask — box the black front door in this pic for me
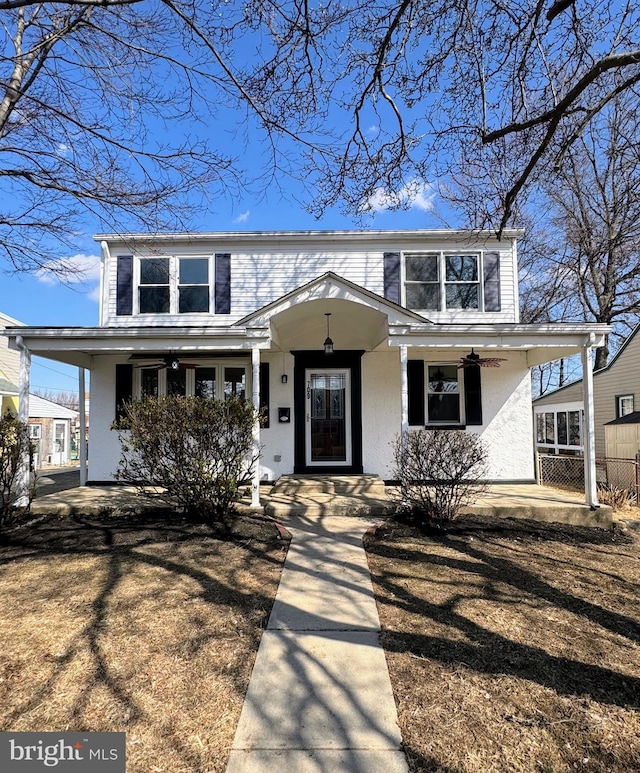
[293,351,363,474]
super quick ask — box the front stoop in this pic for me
[265,475,398,518]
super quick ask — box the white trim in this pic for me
[400,346,408,434]
[94,228,526,244]
[79,368,87,486]
[305,368,352,467]
[251,348,261,508]
[582,342,598,508]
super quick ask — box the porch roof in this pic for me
[4,320,611,370]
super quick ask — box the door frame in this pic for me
[293,350,364,474]
[305,367,352,468]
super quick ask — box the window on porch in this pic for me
[135,363,247,401]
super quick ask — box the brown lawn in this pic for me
[365,516,640,773]
[0,512,287,772]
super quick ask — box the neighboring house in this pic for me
[2,311,79,466]
[0,311,25,415]
[533,321,640,458]
[27,394,78,468]
[4,229,610,505]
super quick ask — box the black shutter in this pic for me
[215,253,231,314]
[483,252,501,312]
[407,360,425,426]
[115,364,133,421]
[383,252,401,305]
[259,362,270,428]
[116,255,133,316]
[464,364,483,425]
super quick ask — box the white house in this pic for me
[4,229,610,506]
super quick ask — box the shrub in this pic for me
[392,428,487,529]
[0,412,35,529]
[114,395,260,522]
[596,483,636,511]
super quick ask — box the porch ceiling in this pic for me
[269,298,388,352]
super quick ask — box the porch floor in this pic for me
[29,470,614,530]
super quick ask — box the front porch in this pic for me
[29,473,613,529]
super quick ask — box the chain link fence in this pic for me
[537,453,640,505]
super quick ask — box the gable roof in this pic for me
[28,394,78,419]
[237,271,431,327]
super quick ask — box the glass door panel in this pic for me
[306,369,351,465]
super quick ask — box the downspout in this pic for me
[581,334,599,508]
[15,335,31,505]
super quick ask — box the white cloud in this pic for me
[363,180,435,214]
[36,254,101,301]
[233,210,250,224]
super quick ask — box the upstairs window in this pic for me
[179,258,210,313]
[404,251,500,312]
[137,257,213,314]
[139,258,170,313]
[617,394,634,418]
[445,255,478,309]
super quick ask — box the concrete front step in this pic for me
[272,474,387,497]
[266,474,396,518]
[265,494,398,518]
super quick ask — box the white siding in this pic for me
[101,233,520,327]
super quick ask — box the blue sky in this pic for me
[1,181,438,397]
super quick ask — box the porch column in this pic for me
[16,336,31,506]
[399,345,409,435]
[251,347,261,508]
[581,337,599,508]
[78,368,87,486]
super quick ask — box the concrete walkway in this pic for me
[225,514,409,773]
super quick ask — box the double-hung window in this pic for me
[404,251,499,312]
[427,365,461,423]
[179,258,210,313]
[139,258,170,314]
[138,256,211,315]
[617,394,634,418]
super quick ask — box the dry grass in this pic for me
[365,516,640,773]
[0,512,287,772]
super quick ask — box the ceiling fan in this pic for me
[133,355,197,371]
[458,348,507,369]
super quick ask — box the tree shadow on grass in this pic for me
[0,511,287,769]
[366,519,640,711]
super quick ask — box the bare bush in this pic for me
[0,412,35,529]
[393,429,487,529]
[114,396,260,523]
